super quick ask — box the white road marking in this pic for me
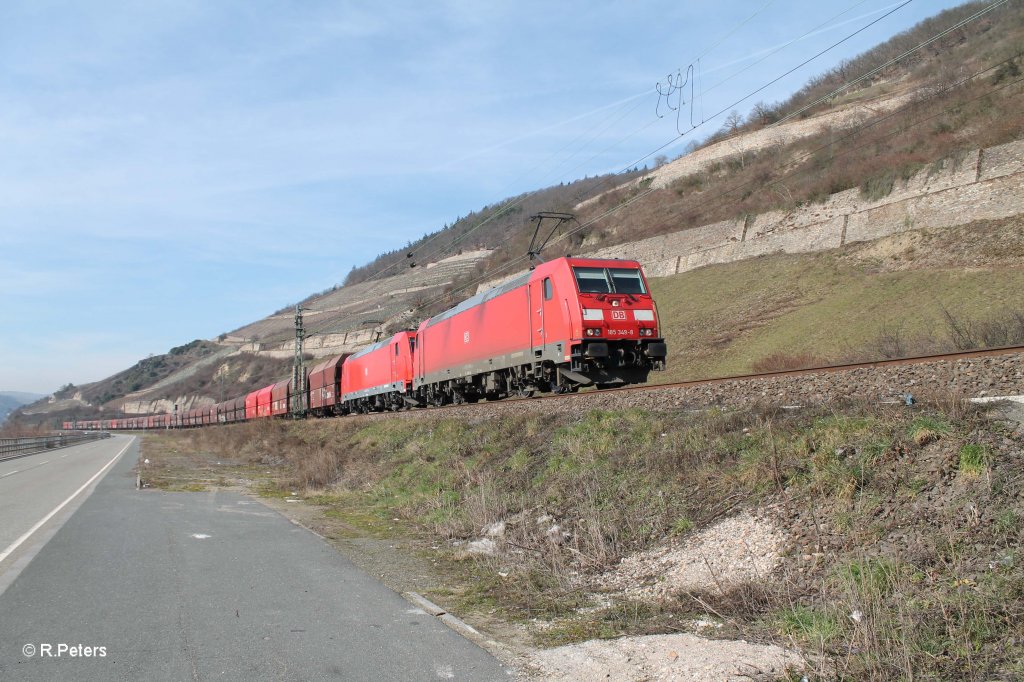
[0,438,133,565]
[0,459,53,479]
[972,394,1024,404]
[191,534,211,539]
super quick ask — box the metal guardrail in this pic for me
[0,432,111,462]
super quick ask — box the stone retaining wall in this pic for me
[584,139,1024,278]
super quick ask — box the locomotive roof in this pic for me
[425,271,531,328]
[424,257,641,329]
[348,338,390,360]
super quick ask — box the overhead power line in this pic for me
[313,0,802,297]
[306,0,1003,342]
[399,55,1024,322]
[774,0,1011,125]
[399,0,917,287]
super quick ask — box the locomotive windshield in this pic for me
[573,266,647,295]
[573,267,612,293]
[608,268,647,294]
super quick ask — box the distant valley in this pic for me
[0,392,44,425]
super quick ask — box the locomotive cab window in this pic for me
[608,268,647,295]
[573,267,612,293]
[543,277,553,300]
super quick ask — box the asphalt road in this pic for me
[0,435,132,592]
[0,436,510,681]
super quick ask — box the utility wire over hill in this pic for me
[303,0,1006,345]
[308,0,803,302]
[376,32,1023,326]
[307,0,914,331]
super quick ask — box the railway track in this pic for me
[350,344,1024,420]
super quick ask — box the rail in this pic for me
[350,344,1024,417]
[0,432,111,462]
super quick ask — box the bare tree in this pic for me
[722,110,743,133]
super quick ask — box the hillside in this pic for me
[652,215,1024,382]
[12,340,293,427]
[227,0,1024,359]
[15,0,1024,428]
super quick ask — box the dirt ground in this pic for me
[257,494,807,681]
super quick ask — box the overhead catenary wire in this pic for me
[305,1,998,342]
[700,0,877,96]
[544,67,1024,261]
[426,0,894,269]
[773,0,1011,126]
[670,0,916,141]
[398,55,1024,322]
[364,0,918,299]
[516,0,919,220]
[310,0,802,298]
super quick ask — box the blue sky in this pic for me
[0,0,969,394]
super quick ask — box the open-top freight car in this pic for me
[307,353,349,417]
[270,379,291,417]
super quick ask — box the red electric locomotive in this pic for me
[413,257,665,404]
[340,331,416,412]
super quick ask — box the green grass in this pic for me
[958,443,991,477]
[775,605,844,644]
[670,517,694,535]
[647,224,1024,382]
[907,415,954,447]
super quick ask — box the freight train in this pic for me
[64,257,667,431]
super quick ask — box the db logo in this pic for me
[463,331,471,344]
[611,310,627,320]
